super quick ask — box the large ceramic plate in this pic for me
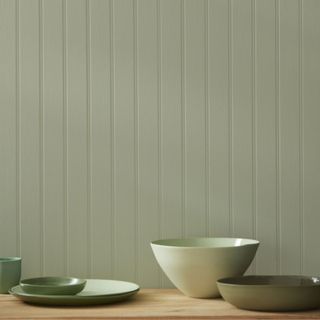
[217,275,320,311]
[9,279,139,306]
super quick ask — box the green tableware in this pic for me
[151,238,259,298]
[217,275,320,311]
[9,279,139,306]
[20,277,86,295]
[0,257,21,294]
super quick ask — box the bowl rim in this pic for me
[217,275,320,288]
[150,237,259,249]
[20,277,86,288]
[0,257,21,262]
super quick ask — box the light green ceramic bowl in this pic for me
[217,275,320,311]
[151,238,259,298]
[20,277,86,295]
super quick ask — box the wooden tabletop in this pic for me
[1,289,320,319]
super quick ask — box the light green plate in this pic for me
[9,279,139,306]
[217,275,320,312]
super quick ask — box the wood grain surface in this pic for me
[1,289,320,319]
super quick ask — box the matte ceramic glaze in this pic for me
[0,257,21,294]
[217,275,320,311]
[20,277,86,295]
[151,238,259,298]
[10,279,140,306]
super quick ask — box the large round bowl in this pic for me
[151,238,259,298]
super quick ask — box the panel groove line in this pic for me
[62,0,69,276]
[251,0,257,274]
[38,0,45,276]
[109,0,115,279]
[180,0,186,239]
[133,0,139,284]
[275,0,281,275]
[298,0,304,275]
[15,0,21,257]
[228,0,233,237]
[156,0,163,289]
[204,0,210,237]
[86,0,92,278]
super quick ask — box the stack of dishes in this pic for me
[9,237,320,311]
[151,237,320,311]
[10,277,139,306]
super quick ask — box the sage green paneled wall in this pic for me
[0,0,320,288]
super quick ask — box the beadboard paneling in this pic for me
[0,0,320,287]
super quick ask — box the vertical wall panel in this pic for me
[160,0,183,242]
[303,0,320,275]
[160,0,183,287]
[89,0,112,278]
[208,0,231,237]
[19,0,42,278]
[255,0,278,274]
[66,0,88,278]
[0,0,18,256]
[278,0,301,274]
[137,0,160,287]
[184,0,206,237]
[42,0,64,275]
[113,0,136,282]
[232,0,254,239]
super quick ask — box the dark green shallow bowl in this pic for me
[217,275,320,312]
[20,277,86,295]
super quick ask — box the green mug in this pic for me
[0,257,21,293]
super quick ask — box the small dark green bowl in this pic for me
[20,277,86,295]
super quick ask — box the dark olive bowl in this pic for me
[217,275,320,312]
[20,277,86,295]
